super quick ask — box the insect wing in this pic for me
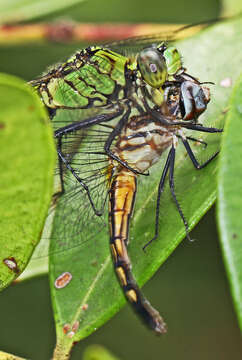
[40,108,125,259]
[104,21,212,56]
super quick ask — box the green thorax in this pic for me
[31,43,183,112]
[33,46,129,109]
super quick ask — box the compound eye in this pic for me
[137,48,167,88]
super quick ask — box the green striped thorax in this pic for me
[31,43,183,112]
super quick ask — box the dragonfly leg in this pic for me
[54,109,124,214]
[182,123,223,133]
[109,169,167,334]
[176,134,207,148]
[169,144,191,240]
[47,107,56,120]
[181,137,219,169]
[143,148,172,251]
[54,137,65,196]
[54,110,124,138]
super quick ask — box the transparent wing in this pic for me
[34,109,123,259]
[104,21,213,56]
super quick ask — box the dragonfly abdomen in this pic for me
[109,168,167,333]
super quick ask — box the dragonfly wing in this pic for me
[49,172,109,257]
[38,110,124,258]
[105,21,212,56]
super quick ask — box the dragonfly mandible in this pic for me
[30,35,222,333]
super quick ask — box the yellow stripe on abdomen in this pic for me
[108,167,166,334]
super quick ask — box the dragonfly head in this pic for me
[180,80,210,121]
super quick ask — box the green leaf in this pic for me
[221,0,242,17]
[217,73,242,331]
[0,73,55,290]
[83,345,120,360]
[49,16,242,356]
[0,0,86,24]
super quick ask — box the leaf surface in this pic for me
[217,73,242,331]
[0,0,85,24]
[0,73,55,290]
[48,16,242,355]
[221,0,242,17]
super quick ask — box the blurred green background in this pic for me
[0,0,241,359]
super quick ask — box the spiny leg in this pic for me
[143,142,191,251]
[181,136,219,169]
[143,148,172,251]
[52,137,65,202]
[179,122,222,169]
[176,134,207,148]
[169,144,191,240]
[182,123,223,133]
[169,128,221,237]
[170,132,221,238]
[172,123,222,224]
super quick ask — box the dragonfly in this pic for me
[30,28,222,334]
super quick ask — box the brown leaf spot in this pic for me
[54,271,72,289]
[3,257,20,274]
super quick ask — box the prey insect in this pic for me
[30,32,222,333]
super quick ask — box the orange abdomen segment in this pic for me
[109,168,166,334]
